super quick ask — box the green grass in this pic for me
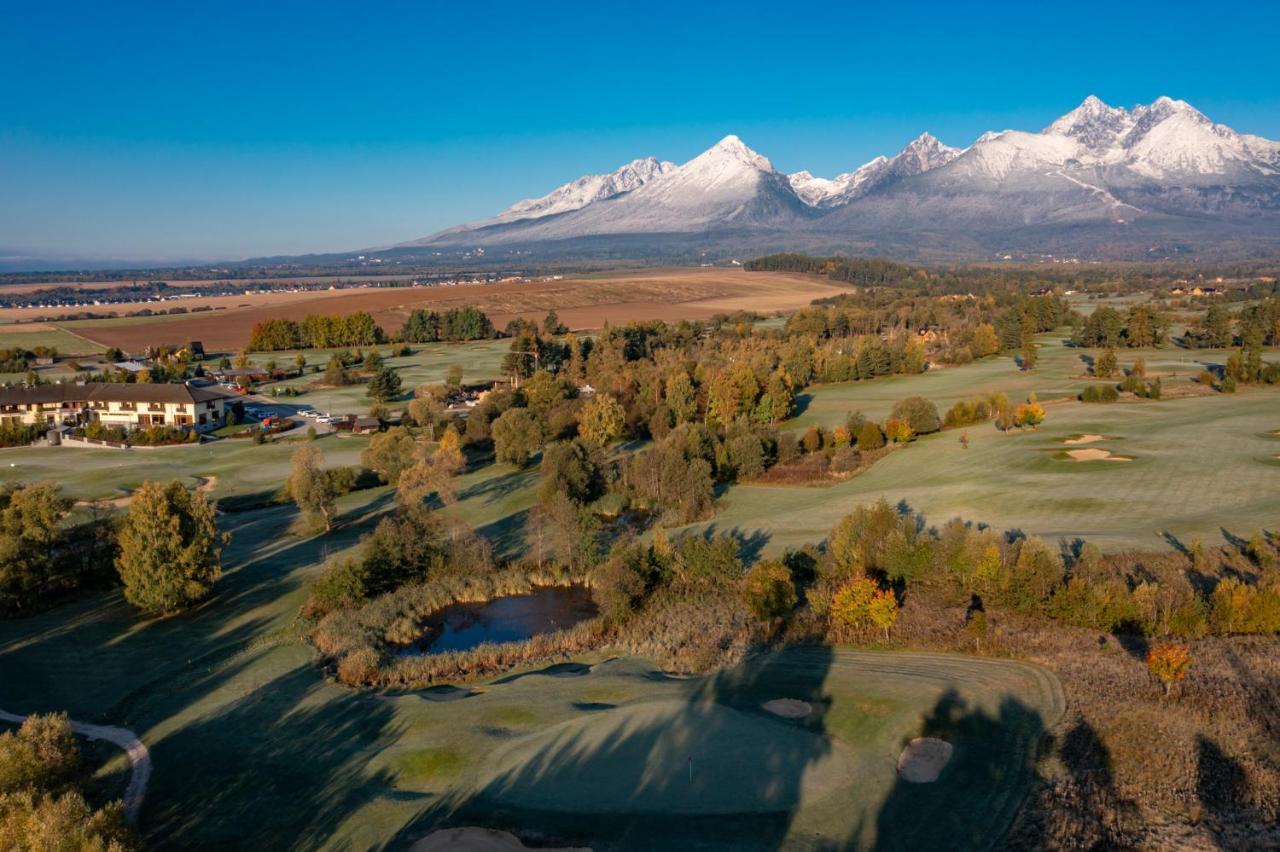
[0,433,371,502]
[0,326,105,355]
[683,387,1280,553]
[0,475,1065,851]
[786,330,1237,429]
[395,746,467,782]
[249,340,509,417]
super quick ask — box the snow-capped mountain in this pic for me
[390,96,1280,260]
[789,133,963,207]
[494,157,676,223]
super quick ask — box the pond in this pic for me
[403,585,598,655]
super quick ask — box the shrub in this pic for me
[856,421,885,450]
[1146,643,1193,697]
[889,396,941,435]
[741,560,796,622]
[1081,384,1119,403]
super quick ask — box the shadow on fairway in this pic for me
[384,646,836,851]
[144,665,400,852]
[856,689,1051,852]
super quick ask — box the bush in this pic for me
[741,560,796,621]
[856,420,885,449]
[1081,384,1119,403]
[889,396,941,435]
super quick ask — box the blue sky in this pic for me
[2,0,1278,262]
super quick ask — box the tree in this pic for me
[492,408,542,467]
[867,586,899,640]
[0,713,136,851]
[964,609,989,650]
[398,437,465,507]
[115,480,226,614]
[1094,348,1118,378]
[1020,311,1038,370]
[1146,643,1192,697]
[883,417,913,444]
[0,713,79,793]
[889,396,940,435]
[323,354,354,386]
[542,310,566,335]
[444,363,464,390]
[577,393,625,445]
[366,366,402,402]
[0,482,71,614]
[591,543,652,622]
[360,427,416,484]
[288,447,355,532]
[742,560,796,622]
[971,323,1000,357]
[1013,395,1046,430]
[829,577,896,637]
[665,372,698,424]
[856,420,885,450]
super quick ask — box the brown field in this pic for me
[25,268,847,352]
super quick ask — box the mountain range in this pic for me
[390,96,1280,262]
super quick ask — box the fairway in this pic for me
[686,390,1280,553]
[0,500,1065,852]
[404,649,1063,851]
[787,331,1232,428]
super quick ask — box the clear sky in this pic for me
[2,0,1278,263]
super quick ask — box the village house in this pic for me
[0,382,231,432]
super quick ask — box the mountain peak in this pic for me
[704,134,772,167]
[892,132,961,174]
[494,156,675,223]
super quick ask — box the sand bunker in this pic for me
[762,699,813,719]
[411,828,588,852]
[897,737,954,783]
[1063,434,1105,445]
[1065,448,1131,462]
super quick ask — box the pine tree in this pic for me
[115,481,227,614]
[367,366,403,402]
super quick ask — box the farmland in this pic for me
[0,267,849,353]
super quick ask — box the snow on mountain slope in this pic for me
[787,170,844,206]
[495,157,675,223]
[396,96,1280,256]
[444,135,811,240]
[1044,94,1135,150]
[942,130,1083,183]
[787,133,959,208]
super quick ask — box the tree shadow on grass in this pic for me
[144,665,400,851]
[1194,735,1278,849]
[475,508,530,562]
[456,467,539,507]
[382,646,835,851]
[853,689,1052,852]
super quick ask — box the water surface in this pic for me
[405,585,597,654]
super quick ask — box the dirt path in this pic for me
[0,708,150,824]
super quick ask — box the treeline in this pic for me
[247,312,385,351]
[398,306,497,342]
[0,480,225,618]
[0,345,58,372]
[745,254,923,287]
[745,253,1280,296]
[247,305,501,351]
[805,499,1280,641]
